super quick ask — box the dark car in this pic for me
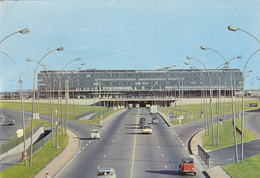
[8,119,15,125]
[140,120,147,128]
[139,118,146,126]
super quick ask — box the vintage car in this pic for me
[179,158,197,176]
[142,125,152,134]
[95,168,117,178]
[90,129,100,139]
[152,117,158,124]
[8,119,15,125]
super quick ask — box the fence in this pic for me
[197,144,210,167]
[26,126,57,156]
[0,122,44,155]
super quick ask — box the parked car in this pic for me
[8,119,15,125]
[142,125,152,134]
[95,168,117,178]
[179,158,197,176]
[90,129,100,139]
[140,120,147,128]
[152,117,158,124]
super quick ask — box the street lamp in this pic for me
[0,28,30,44]
[0,51,27,166]
[228,25,260,43]
[201,46,239,163]
[186,56,215,145]
[26,47,64,166]
[185,62,208,135]
[240,49,260,163]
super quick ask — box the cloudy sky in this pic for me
[0,0,260,91]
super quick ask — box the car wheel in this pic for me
[194,172,196,176]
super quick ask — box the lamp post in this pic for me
[185,62,208,135]
[201,46,239,163]
[0,51,27,166]
[0,28,30,44]
[26,47,64,166]
[240,49,260,163]
[186,56,215,146]
[228,25,260,43]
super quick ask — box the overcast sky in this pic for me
[0,0,260,91]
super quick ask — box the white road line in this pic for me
[82,147,85,150]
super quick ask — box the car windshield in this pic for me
[92,130,99,133]
[144,126,150,129]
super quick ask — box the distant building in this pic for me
[37,68,243,99]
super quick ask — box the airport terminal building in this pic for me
[37,68,243,100]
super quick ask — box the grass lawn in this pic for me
[0,119,68,178]
[222,154,260,178]
[0,100,118,126]
[202,118,258,150]
[159,100,259,125]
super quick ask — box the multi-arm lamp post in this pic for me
[26,47,64,166]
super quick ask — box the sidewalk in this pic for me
[35,129,79,178]
[190,129,231,178]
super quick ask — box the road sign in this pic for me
[16,129,24,138]
[99,116,102,121]
[183,114,187,119]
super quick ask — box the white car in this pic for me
[90,129,100,139]
[142,125,152,134]
[95,168,117,178]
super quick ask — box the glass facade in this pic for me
[37,68,243,98]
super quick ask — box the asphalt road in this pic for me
[57,108,204,178]
[0,108,31,145]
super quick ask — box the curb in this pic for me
[35,129,79,178]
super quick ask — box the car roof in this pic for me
[92,129,99,131]
[182,158,194,162]
[98,168,114,171]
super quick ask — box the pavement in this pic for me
[36,109,230,178]
[35,109,126,178]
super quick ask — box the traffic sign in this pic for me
[183,114,187,119]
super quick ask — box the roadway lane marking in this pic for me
[157,139,159,142]
[79,151,81,154]
[162,154,164,158]
[182,143,185,146]
[130,108,139,178]
[85,144,88,146]
[112,140,114,142]
[185,147,188,150]
[104,154,106,157]
[97,165,100,169]
[159,146,161,149]
[82,147,85,150]
[165,165,167,169]
[180,140,182,143]
[108,146,111,149]
[89,141,91,143]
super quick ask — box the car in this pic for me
[152,117,158,124]
[142,125,152,134]
[8,119,15,125]
[95,168,117,178]
[140,120,147,128]
[179,158,197,176]
[139,118,145,125]
[90,129,100,139]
